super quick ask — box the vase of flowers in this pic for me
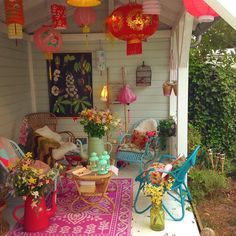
[144,177,173,231]
[78,108,121,157]
[150,204,165,231]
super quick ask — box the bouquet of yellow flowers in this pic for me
[78,108,121,138]
[7,152,63,207]
[143,177,173,206]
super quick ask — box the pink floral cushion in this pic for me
[131,130,148,150]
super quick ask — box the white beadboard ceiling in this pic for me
[0,0,183,34]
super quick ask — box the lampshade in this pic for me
[5,0,24,39]
[183,0,219,23]
[67,0,101,7]
[106,3,158,55]
[142,0,161,15]
[51,4,67,30]
[100,85,108,102]
[117,84,136,105]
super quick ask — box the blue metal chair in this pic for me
[133,145,201,221]
[116,119,159,173]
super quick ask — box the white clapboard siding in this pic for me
[32,37,170,139]
[0,33,31,140]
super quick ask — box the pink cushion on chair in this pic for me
[131,130,148,150]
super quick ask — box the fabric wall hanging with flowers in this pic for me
[47,53,93,117]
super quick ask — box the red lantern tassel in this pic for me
[127,39,142,55]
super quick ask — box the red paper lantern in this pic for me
[51,4,67,30]
[33,25,63,60]
[4,0,24,39]
[183,0,219,22]
[106,3,158,55]
[73,7,96,33]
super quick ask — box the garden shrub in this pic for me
[189,51,236,160]
[189,169,229,204]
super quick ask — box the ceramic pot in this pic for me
[88,137,112,157]
[150,204,165,231]
[162,82,172,96]
[0,203,9,236]
[173,83,178,96]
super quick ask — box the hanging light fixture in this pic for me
[100,85,108,102]
[67,0,101,7]
[51,4,67,30]
[73,7,96,33]
[4,0,24,39]
[142,0,161,15]
[106,3,159,55]
[183,0,219,23]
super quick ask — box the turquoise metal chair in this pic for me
[116,119,159,173]
[133,145,201,221]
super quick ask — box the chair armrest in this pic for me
[117,133,132,145]
[58,131,75,143]
[159,154,176,163]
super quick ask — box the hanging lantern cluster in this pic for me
[51,4,67,30]
[67,0,101,7]
[33,25,63,60]
[73,7,96,33]
[183,0,219,23]
[106,3,159,55]
[142,0,161,15]
[4,0,24,39]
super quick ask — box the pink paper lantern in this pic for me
[142,0,161,15]
[73,7,96,33]
[117,84,137,105]
[33,25,63,60]
[51,4,67,30]
[183,0,219,22]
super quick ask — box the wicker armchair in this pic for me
[25,112,75,142]
[23,112,76,166]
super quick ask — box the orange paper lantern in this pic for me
[106,3,158,55]
[4,0,24,39]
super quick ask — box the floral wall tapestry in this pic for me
[47,53,93,117]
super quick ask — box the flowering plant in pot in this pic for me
[77,108,121,138]
[158,117,176,150]
[143,176,173,231]
[8,152,62,207]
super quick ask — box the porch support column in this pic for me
[171,12,194,156]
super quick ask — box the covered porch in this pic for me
[0,0,235,235]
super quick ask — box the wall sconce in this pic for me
[100,85,108,102]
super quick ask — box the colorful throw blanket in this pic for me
[0,137,19,169]
[32,133,60,167]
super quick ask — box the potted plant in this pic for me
[162,81,172,96]
[158,117,176,150]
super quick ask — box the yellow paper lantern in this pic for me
[100,85,108,102]
[67,0,101,7]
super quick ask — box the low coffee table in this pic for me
[70,171,114,213]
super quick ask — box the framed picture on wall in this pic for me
[47,53,93,117]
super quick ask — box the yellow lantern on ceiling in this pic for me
[67,0,101,7]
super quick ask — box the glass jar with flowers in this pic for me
[143,177,173,231]
[76,108,121,157]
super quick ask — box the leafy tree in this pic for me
[189,19,236,159]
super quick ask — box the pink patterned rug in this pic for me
[8,178,133,236]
